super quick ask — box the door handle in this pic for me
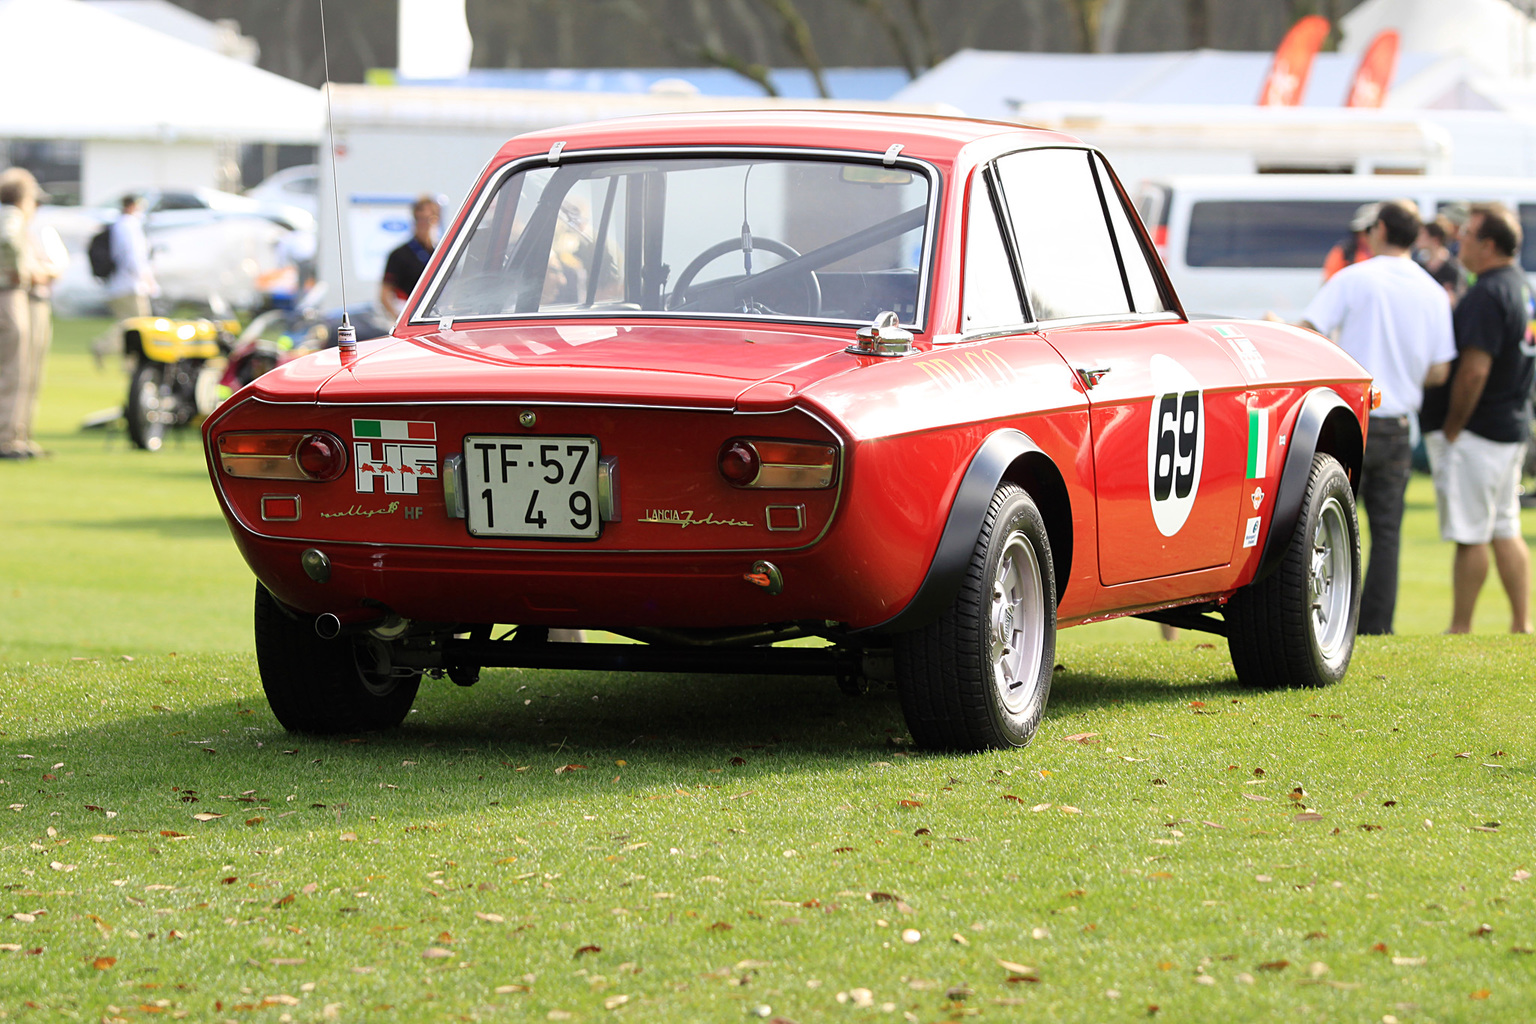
[1076,365,1111,389]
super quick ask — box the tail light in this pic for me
[717,439,837,489]
[218,431,348,482]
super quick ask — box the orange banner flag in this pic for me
[1344,29,1399,107]
[1258,15,1331,107]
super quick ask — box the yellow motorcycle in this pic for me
[120,311,238,451]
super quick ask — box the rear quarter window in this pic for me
[1520,204,1536,272]
[1184,200,1366,268]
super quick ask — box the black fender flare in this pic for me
[858,428,1069,636]
[1253,387,1364,584]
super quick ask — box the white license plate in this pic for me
[464,435,601,539]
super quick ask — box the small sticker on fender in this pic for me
[1244,516,1262,548]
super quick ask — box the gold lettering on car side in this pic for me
[319,501,402,519]
[638,510,755,528]
[917,349,1017,391]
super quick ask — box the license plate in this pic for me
[464,435,601,539]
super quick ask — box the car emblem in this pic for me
[639,509,754,528]
[1251,486,1265,510]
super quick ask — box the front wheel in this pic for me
[1226,453,1360,688]
[125,360,171,451]
[895,484,1056,751]
[254,584,421,733]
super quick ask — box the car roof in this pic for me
[494,109,1082,165]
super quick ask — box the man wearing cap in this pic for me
[1322,202,1379,282]
[1301,198,1456,634]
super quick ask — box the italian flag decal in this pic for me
[1247,408,1268,478]
[352,419,436,441]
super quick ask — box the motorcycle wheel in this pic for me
[125,360,171,451]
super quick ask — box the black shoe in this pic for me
[0,449,33,460]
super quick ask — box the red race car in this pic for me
[203,110,1373,750]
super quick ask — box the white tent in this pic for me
[1340,0,1536,82]
[0,0,321,202]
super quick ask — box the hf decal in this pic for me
[353,419,438,495]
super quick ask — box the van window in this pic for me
[1520,205,1536,272]
[962,170,1024,332]
[995,148,1131,321]
[1185,200,1364,268]
[1095,155,1169,314]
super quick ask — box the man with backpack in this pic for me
[100,194,157,318]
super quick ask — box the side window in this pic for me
[994,148,1131,321]
[1185,200,1364,268]
[1519,204,1536,273]
[1094,154,1169,314]
[962,169,1024,332]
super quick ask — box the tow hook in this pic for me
[744,560,784,596]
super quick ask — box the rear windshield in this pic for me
[1184,200,1367,268]
[420,154,932,326]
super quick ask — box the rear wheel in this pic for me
[895,484,1056,751]
[125,360,170,451]
[1227,453,1360,688]
[254,584,421,733]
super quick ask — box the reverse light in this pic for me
[219,431,348,481]
[717,439,837,489]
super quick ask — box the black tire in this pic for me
[894,484,1056,751]
[1227,453,1360,688]
[125,360,170,451]
[254,584,421,733]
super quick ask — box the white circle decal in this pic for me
[1145,354,1205,537]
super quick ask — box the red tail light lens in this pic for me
[718,439,837,489]
[219,431,348,481]
[296,433,346,481]
[719,441,761,485]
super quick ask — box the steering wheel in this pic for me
[668,236,822,317]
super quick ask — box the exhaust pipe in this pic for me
[315,613,343,640]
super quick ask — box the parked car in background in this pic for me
[204,111,1373,750]
[247,164,318,218]
[1136,174,1536,320]
[39,187,312,317]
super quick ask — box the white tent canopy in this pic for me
[1340,0,1536,82]
[0,0,321,144]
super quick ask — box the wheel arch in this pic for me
[1253,387,1363,585]
[858,427,1072,636]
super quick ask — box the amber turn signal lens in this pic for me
[718,439,836,489]
[219,431,347,482]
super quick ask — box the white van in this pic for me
[1136,175,1536,320]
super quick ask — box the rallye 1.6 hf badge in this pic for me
[1146,354,1205,538]
[353,419,438,495]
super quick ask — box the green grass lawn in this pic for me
[0,320,1532,1022]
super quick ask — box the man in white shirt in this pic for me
[106,194,157,319]
[1300,199,1456,635]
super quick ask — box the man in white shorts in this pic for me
[1419,202,1535,633]
[1300,199,1455,634]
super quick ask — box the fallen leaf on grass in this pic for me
[1062,733,1099,744]
[1471,989,1491,1000]
[1031,803,1052,812]
[1514,870,1531,882]
[574,944,602,956]
[706,922,733,931]
[1256,960,1289,971]
[92,957,115,970]
[996,958,1037,976]
[1244,794,1271,802]
[494,984,530,994]
[269,958,305,966]
[1391,956,1426,966]
[1454,752,1473,758]
[261,995,300,1006]
[554,764,587,775]
[339,833,358,842]
[422,948,453,959]
[89,835,115,843]
[475,912,505,923]
[1473,823,1501,833]
[158,831,187,839]
[1294,813,1324,824]
[245,817,264,827]
[191,813,222,822]
[603,994,630,1009]
[897,799,922,808]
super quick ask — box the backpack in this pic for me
[88,224,116,282]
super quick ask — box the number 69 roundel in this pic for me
[1145,354,1205,537]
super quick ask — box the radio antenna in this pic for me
[318,0,356,360]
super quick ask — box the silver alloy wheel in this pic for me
[1309,494,1353,665]
[990,528,1046,714]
